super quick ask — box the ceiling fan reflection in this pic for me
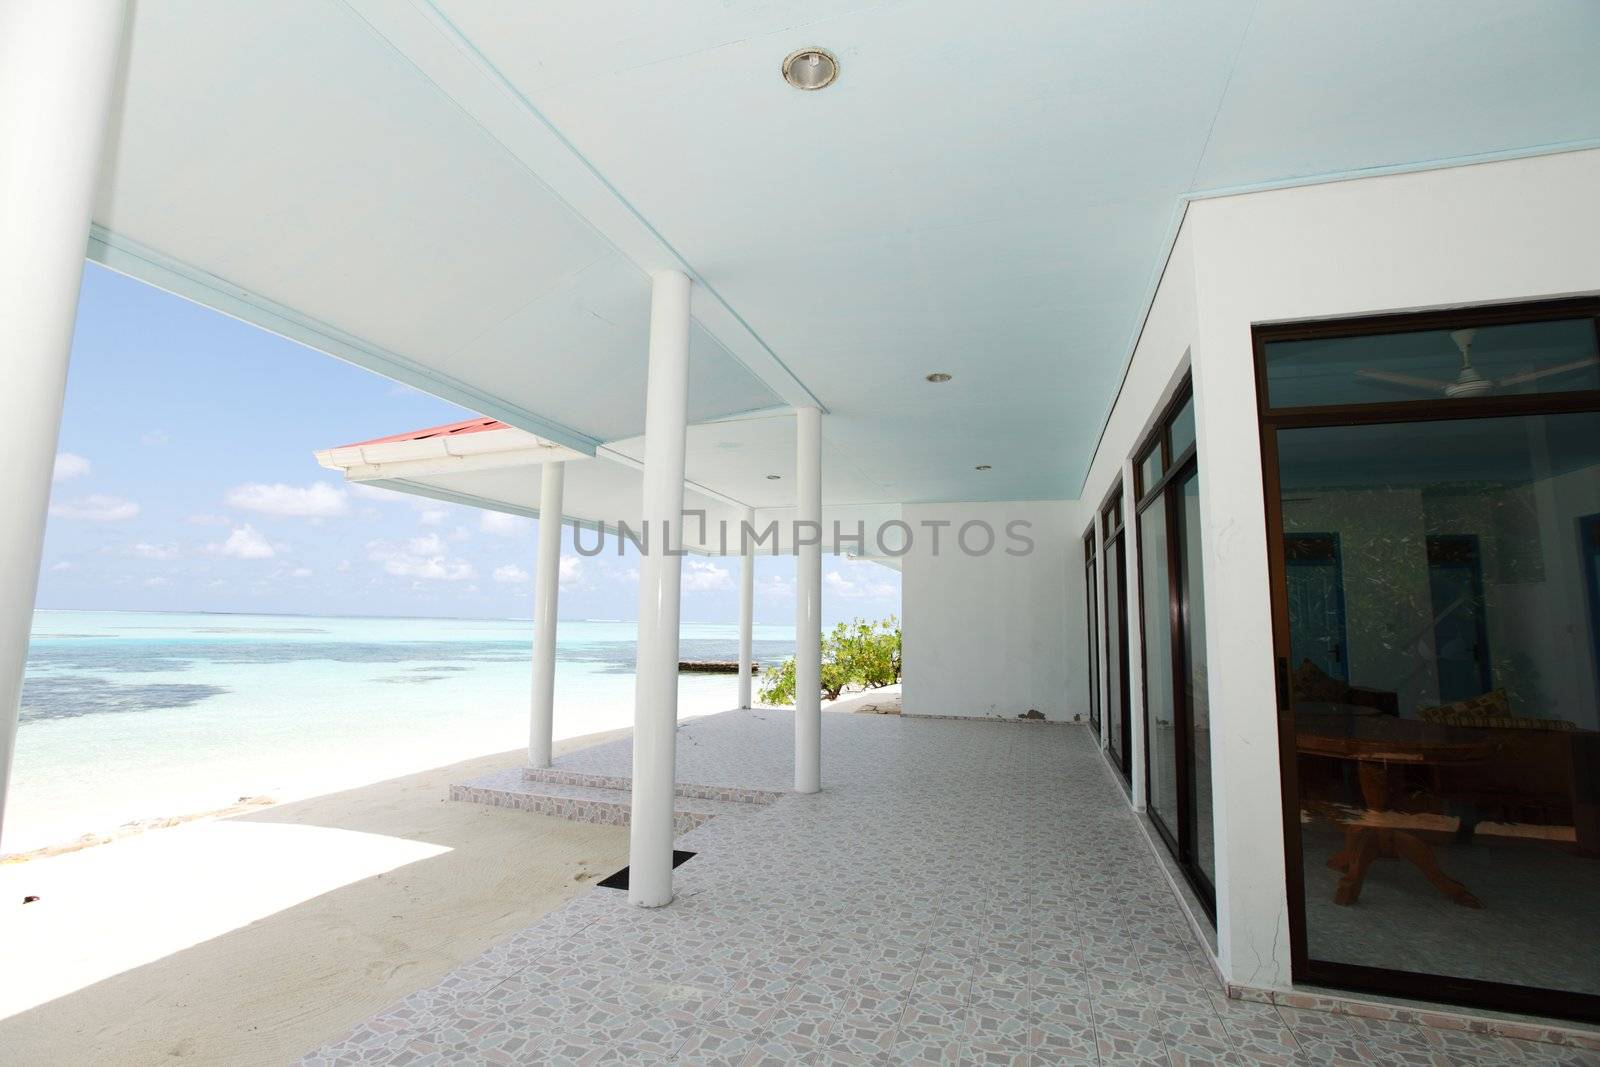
[1354,328,1600,399]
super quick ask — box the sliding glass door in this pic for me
[1102,489,1132,784]
[1259,299,1600,1022]
[1084,527,1101,737]
[1135,381,1214,909]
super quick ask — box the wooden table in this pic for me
[1296,713,1497,909]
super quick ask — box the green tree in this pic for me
[758,616,901,706]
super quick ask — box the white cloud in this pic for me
[206,525,276,560]
[291,567,313,578]
[225,481,348,518]
[366,534,474,581]
[127,542,181,561]
[560,556,584,588]
[681,558,732,593]
[336,559,352,574]
[757,574,795,599]
[50,494,139,522]
[480,511,531,536]
[447,526,471,543]
[50,561,72,572]
[143,576,169,588]
[494,563,530,584]
[419,508,448,526]
[53,452,91,482]
[824,568,898,600]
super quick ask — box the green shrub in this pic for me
[759,657,796,705]
[757,616,901,706]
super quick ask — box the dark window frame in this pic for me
[1101,482,1133,785]
[1254,296,1600,1025]
[1083,525,1101,737]
[1132,378,1215,916]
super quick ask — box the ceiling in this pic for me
[90,1,1600,506]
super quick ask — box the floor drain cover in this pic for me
[597,850,696,890]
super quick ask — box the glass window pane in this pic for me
[1086,557,1100,734]
[1281,411,1600,996]
[1170,396,1196,458]
[1265,317,1600,409]
[1179,468,1213,886]
[1139,444,1164,495]
[1104,493,1123,536]
[1106,536,1127,772]
[1140,497,1179,842]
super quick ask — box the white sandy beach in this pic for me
[0,730,633,1067]
[0,684,899,1066]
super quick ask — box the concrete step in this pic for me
[522,766,784,806]
[450,768,769,836]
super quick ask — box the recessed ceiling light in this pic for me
[783,48,838,91]
[975,465,992,471]
[925,372,953,383]
[766,474,782,480]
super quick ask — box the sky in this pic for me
[37,264,901,625]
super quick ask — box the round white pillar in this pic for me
[738,507,755,709]
[528,462,565,769]
[0,0,127,852]
[628,270,690,907]
[794,406,823,794]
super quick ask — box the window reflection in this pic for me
[1281,412,1600,997]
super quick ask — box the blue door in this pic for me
[1427,535,1492,703]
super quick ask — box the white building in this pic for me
[3,0,1600,1054]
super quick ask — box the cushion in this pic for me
[1291,659,1349,705]
[1419,689,1512,724]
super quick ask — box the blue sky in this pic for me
[38,264,901,625]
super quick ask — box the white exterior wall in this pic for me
[901,501,1080,722]
[1187,147,1600,991]
[1076,226,1201,799]
[1076,147,1600,993]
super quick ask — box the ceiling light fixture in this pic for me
[975,465,992,471]
[925,372,953,383]
[783,48,839,91]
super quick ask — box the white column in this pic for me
[794,406,823,794]
[0,0,127,852]
[528,463,565,769]
[628,270,690,907]
[737,507,755,709]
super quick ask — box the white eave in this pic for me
[314,426,583,482]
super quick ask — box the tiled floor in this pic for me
[301,712,1595,1066]
[536,706,824,793]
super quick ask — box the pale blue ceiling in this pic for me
[437,0,1600,501]
[94,1,1600,504]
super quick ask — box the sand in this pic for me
[0,728,632,1067]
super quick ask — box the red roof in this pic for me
[338,417,507,449]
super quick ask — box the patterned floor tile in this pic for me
[301,711,1559,1067]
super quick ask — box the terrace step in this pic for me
[450,768,775,835]
[522,766,785,806]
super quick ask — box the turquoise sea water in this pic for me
[7,610,795,855]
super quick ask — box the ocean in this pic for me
[7,610,795,856]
